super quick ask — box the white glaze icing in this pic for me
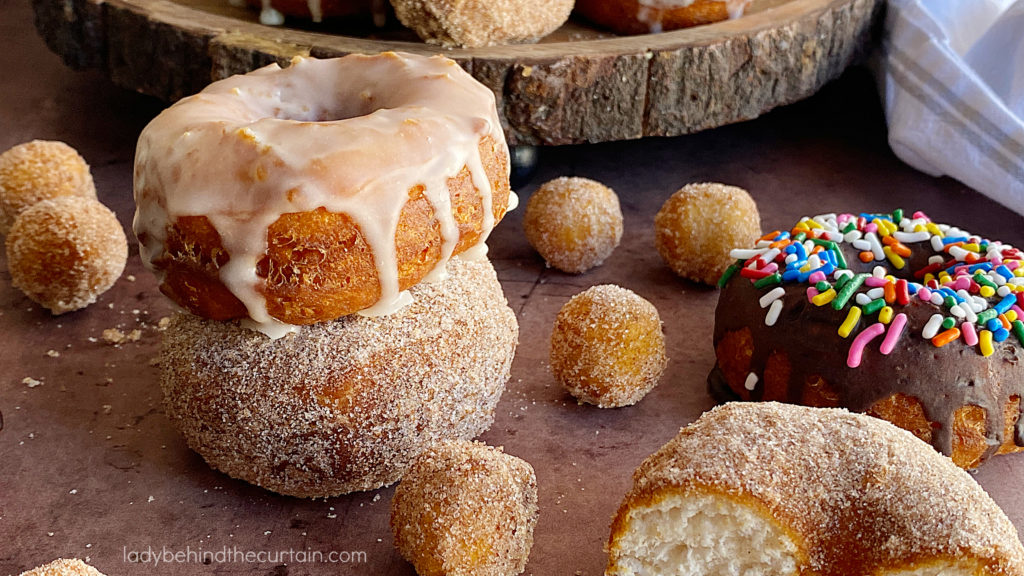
[637,0,748,32]
[133,52,510,337]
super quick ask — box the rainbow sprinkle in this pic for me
[722,209,1024,373]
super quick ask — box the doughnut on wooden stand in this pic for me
[33,0,882,145]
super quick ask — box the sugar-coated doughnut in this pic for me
[655,182,761,285]
[523,177,623,274]
[391,440,538,576]
[607,402,1024,576]
[390,0,574,47]
[161,258,517,497]
[575,0,752,35]
[0,140,95,235]
[6,196,127,314]
[19,559,106,576]
[134,52,512,336]
[551,285,667,408]
[711,209,1024,468]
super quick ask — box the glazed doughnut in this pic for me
[574,0,753,35]
[391,440,538,576]
[390,0,574,48]
[161,258,517,497]
[19,559,106,576]
[607,402,1024,576]
[134,52,512,336]
[711,209,1024,468]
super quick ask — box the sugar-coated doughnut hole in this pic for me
[550,285,667,408]
[655,182,761,285]
[6,196,127,314]
[391,440,538,576]
[0,140,96,235]
[391,0,574,48]
[18,558,106,576]
[523,176,623,274]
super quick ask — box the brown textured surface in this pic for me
[3,2,1024,574]
[31,0,882,145]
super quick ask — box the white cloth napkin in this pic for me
[878,0,1024,215]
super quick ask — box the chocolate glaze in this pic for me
[710,232,1024,466]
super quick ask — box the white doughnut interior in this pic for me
[134,52,509,336]
[609,490,800,576]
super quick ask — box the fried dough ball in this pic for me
[391,440,539,576]
[523,176,623,274]
[19,559,106,576]
[390,0,574,48]
[550,285,667,408]
[6,196,127,314]
[654,182,760,285]
[0,140,96,235]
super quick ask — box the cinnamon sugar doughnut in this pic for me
[711,210,1024,469]
[523,177,623,274]
[134,52,512,337]
[391,440,538,576]
[575,0,753,35]
[607,402,1024,576]
[0,140,95,235]
[6,196,127,314]
[161,258,517,497]
[389,0,574,48]
[19,559,106,576]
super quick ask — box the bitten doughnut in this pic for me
[711,209,1024,468]
[19,559,106,576]
[391,440,538,576]
[6,196,127,314]
[161,258,517,497]
[134,52,512,336]
[575,0,753,35]
[550,285,667,408]
[607,402,1024,576]
[390,0,574,47]
[523,177,623,274]
[0,140,95,235]
[655,182,761,285]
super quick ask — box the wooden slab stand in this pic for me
[33,0,882,145]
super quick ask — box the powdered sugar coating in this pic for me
[391,440,539,576]
[609,402,1024,575]
[6,196,127,314]
[655,182,761,285]
[390,0,574,48]
[0,140,96,236]
[161,258,518,497]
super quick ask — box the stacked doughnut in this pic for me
[711,209,1024,469]
[134,52,518,496]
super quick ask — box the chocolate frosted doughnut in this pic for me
[711,209,1024,468]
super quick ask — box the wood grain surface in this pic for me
[33,0,882,144]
